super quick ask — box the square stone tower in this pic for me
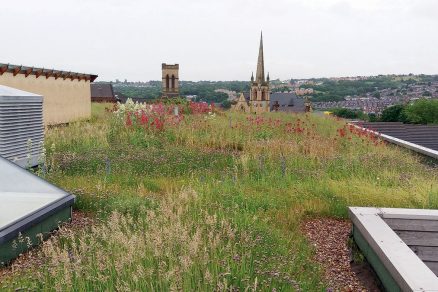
[162,63,179,98]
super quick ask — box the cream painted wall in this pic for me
[0,72,91,125]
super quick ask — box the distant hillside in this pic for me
[111,80,251,104]
[105,74,438,104]
[299,74,438,102]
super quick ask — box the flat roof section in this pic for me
[349,207,438,291]
[0,156,75,265]
[354,122,438,151]
[350,122,438,160]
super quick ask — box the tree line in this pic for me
[113,81,250,107]
[330,99,438,124]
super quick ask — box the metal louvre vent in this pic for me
[0,86,44,168]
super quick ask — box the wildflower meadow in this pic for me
[2,100,438,291]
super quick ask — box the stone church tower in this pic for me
[162,63,179,97]
[250,32,270,113]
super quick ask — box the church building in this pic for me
[233,32,271,114]
[250,32,270,113]
[232,33,310,114]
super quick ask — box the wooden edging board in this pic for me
[349,207,438,291]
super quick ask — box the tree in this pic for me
[404,99,438,124]
[380,105,407,122]
[330,108,366,119]
[368,113,378,122]
[221,100,232,109]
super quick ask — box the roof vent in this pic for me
[0,85,44,168]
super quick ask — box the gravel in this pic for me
[0,210,93,281]
[301,218,381,291]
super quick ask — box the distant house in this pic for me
[91,83,116,103]
[0,63,97,125]
[114,92,147,104]
[270,92,306,112]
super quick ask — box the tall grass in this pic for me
[3,103,437,291]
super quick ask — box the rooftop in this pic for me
[356,122,438,152]
[0,63,98,82]
[91,83,115,98]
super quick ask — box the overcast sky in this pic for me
[1,0,437,81]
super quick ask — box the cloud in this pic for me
[0,0,437,80]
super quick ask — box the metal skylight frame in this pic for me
[0,155,75,264]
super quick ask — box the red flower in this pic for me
[126,113,132,126]
[140,111,149,125]
[337,128,346,138]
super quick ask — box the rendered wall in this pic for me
[0,72,91,125]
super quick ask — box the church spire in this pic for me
[255,31,265,84]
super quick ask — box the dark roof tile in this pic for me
[91,83,114,98]
[270,92,305,112]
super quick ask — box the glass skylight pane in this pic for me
[0,157,69,231]
[0,192,63,229]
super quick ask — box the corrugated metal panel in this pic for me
[355,122,438,152]
[0,85,44,167]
